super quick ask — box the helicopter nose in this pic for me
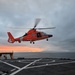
[48,35,53,37]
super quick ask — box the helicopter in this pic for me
[7,18,55,44]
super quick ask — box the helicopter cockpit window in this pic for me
[23,33,27,36]
[37,32,41,37]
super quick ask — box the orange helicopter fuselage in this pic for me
[7,29,53,44]
[15,29,52,42]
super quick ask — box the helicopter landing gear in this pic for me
[30,41,32,44]
[33,42,35,44]
[46,39,48,41]
[30,41,35,44]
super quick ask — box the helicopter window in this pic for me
[23,33,27,36]
[32,34,36,36]
[37,32,41,37]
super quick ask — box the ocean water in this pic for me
[14,52,75,59]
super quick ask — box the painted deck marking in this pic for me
[10,59,41,75]
[0,60,20,69]
[26,61,75,69]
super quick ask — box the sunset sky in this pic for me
[0,0,75,52]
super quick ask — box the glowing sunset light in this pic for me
[0,45,43,52]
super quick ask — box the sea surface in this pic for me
[13,52,75,59]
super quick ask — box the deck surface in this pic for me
[0,58,75,75]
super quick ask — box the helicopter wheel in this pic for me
[33,42,35,44]
[30,41,32,44]
[46,39,48,41]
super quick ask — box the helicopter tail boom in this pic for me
[7,32,15,43]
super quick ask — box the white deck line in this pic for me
[10,69,16,72]
[26,61,75,69]
[0,60,20,69]
[10,59,41,75]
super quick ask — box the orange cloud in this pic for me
[0,45,43,52]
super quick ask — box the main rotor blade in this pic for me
[34,18,41,29]
[36,27,56,30]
